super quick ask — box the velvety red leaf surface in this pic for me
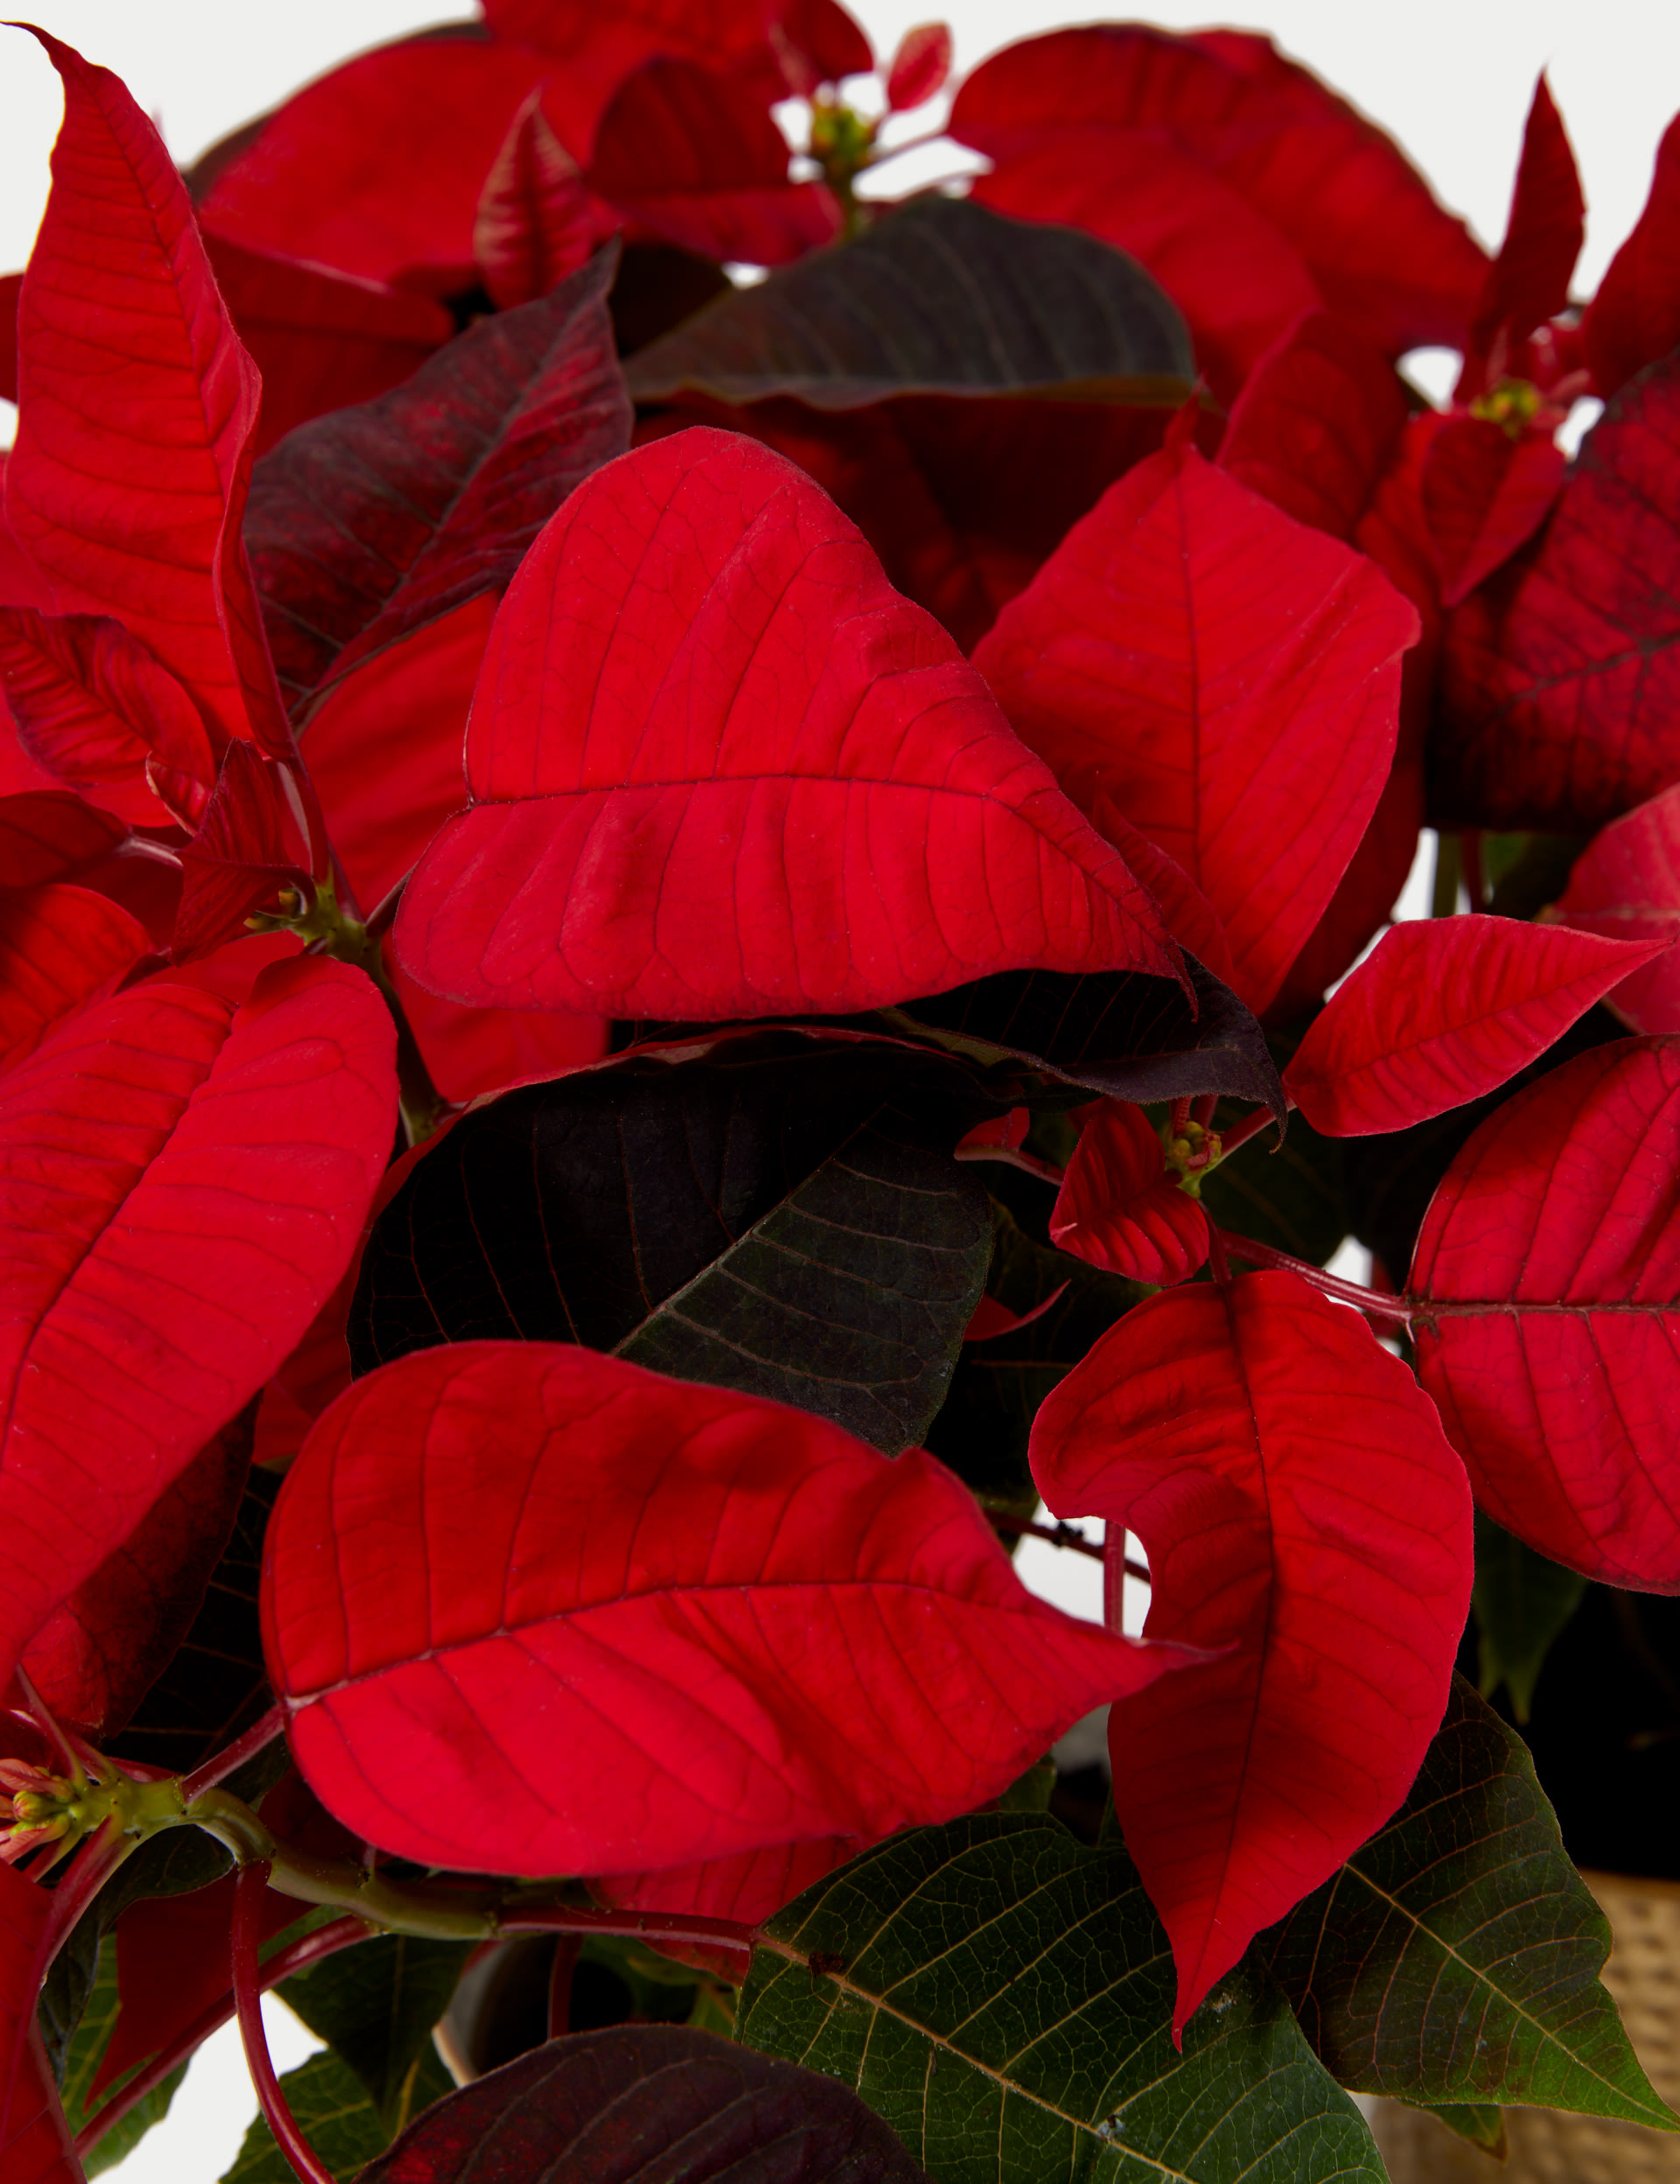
[886,23,952,111]
[0,610,214,828]
[389,962,610,1104]
[262,1342,1193,1875]
[0,1864,76,2184]
[1030,1270,1474,2033]
[1553,784,1680,1032]
[474,91,606,312]
[1460,75,1583,400]
[8,32,287,761]
[1283,916,1665,1136]
[951,26,1487,383]
[1217,309,1409,542]
[1584,115,1680,402]
[588,60,839,266]
[1049,1102,1208,1285]
[0,792,124,889]
[196,33,546,291]
[20,1404,251,1735]
[396,429,1180,1021]
[1410,1037,1680,1592]
[1087,789,1236,986]
[245,248,630,715]
[1438,353,1680,830]
[0,458,52,621]
[0,884,150,1077]
[973,442,1418,1015]
[0,956,395,1690]
[598,1837,864,1933]
[1421,417,1567,607]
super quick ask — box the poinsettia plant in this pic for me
[4,7,1680,2180]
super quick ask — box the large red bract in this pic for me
[0,1864,76,2184]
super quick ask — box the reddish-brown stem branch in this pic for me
[1214,1230,1414,1322]
[234,1862,336,2184]
[75,1915,371,2160]
[1013,1519,1148,1584]
[953,1145,1066,1187]
[497,1903,756,1970]
[1205,1220,1233,1285]
[180,1706,287,1804]
[1217,1102,1287,1158]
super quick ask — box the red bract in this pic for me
[172,743,316,961]
[7,31,288,762]
[886,24,953,112]
[474,92,605,311]
[396,429,1180,1020]
[1459,75,1584,401]
[1553,784,1680,1031]
[973,439,1418,1015]
[1410,1039,1680,1592]
[1030,1271,1474,2034]
[0,956,395,1690]
[0,884,150,1076]
[262,1342,1192,1875]
[599,1838,864,1932]
[1419,418,1566,608]
[1583,114,1680,401]
[1049,1102,1208,1285]
[0,1864,75,2183]
[1283,915,1666,1136]
[0,791,123,889]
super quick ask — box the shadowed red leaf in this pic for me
[973,441,1418,1014]
[1460,75,1584,401]
[1049,1102,1208,1286]
[1584,113,1680,402]
[1410,1037,1680,1592]
[1088,788,1236,986]
[0,792,123,888]
[474,91,606,312]
[0,1865,76,2184]
[1552,784,1680,1032]
[1284,915,1665,1135]
[396,429,1181,1021]
[0,884,150,1076]
[885,24,952,111]
[1030,1270,1474,2034]
[0,956,395,1690]
[262,1342,1194,1876]
[172,742,314,961]
[1421,416,1566,607]
[7,31,287,760]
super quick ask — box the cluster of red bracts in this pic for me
[4,7,1680,2177]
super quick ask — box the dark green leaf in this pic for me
[1474,1510,1589,1722]
[925,1202,1145,1502]
[350,1036,993,1452]
[626,197,1192,410]
[280,1934,470,2129]
[108,1468,279,1777]
[1484,831,1589,920]
[1264,1676,1673,2126]
[886,957,1287,1120]
[1402,2100,1508,2158]
[221,2045,452,2182]
[737,1814,1382,2184]
[38,1894,100,2088]
[358,2026,931,2183]
[56,1936,186,2178]
[1200,1099,1345,1267]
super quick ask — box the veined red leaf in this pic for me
[173,743,314,961]
[1030,1270,1474,2034]
[1553,784,1680,1032]
[1218,310,1409,543]
[244,247,630,716]
[951,27,1487,368]
[1438,354,1680,828]
[1088,788,1236,986]
[1049,1102,1208,1286]
[202,234,453,457]
[388,962,610,1105]
[1284,916,1665,1135]
[396,429,1180,1021]
[1461,74,1584,399]
[474,91,606,312]
[262,1342,1194,1876]
[597,1837,864,1976]
[588,59,840,267]
[1410,1037,1680,1592]
[886,24,952,112]
[0,884,150,1077]
[973,442,1418,1015]
[0,458,52,618]
[0,609,214,828]
[0,792,123,889]
[0,1864,77,2184]
[0,956,395,1690]
[1421,416,1566,607]
[7,31,286,760]
[195,32,546,291]
[1583,113,1680,402]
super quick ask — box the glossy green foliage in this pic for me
[1474,1510,1589,1720]
[1264,1676,1672,2124]
[736,1814,1383,2184]
[54,1936,185,2177]
[279,1934,471,2129]
[221,2044,454,2181]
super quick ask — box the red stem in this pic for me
[1205,1218,1232,1286]
[1214,1229,1414,1322]
[1216,1102,1286,1157]
[1189,1093,1216,1130]
[75,1914,370,2160]
[953,1145,1067,1187]
[181,1705,287,1804]
[1018,1518,1148,1584]
[233,1863,335,2184]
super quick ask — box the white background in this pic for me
[2,2,1671,2174]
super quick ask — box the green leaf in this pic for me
[279,1934,470,2129]
[626,197,1193,410]
[736,1813,1383,2184]
[221,2043,454,2182]
[925,1201,1145,1502]
[55,1936,187,2178]
[1474,1509,1588,1721]
[350,1035,994,1452]
[1263,1676,1674,2127]
[1403,2101,1508,2158]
